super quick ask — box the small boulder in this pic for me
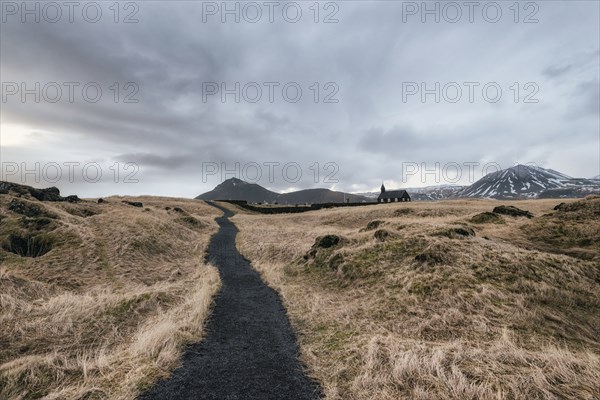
[315,234,341,249]
[97,198,105,204]
[8,199,55,218]
[0,182,62,201]
[305,234,342,259]
[30,186,62,201]
[174,207,184,213]
[65,195,80,203]
[492,205,533,218]
[122,200,143,208]
[374,229,391,241]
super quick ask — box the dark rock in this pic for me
[492,205,533,218]
[122,200,143,208]
[365,220,383,231]
[0,181,18,195]
[31,186,62,201]
[97,198,105,204]
[305,235,342,259]
[65,195,80,203]
[314,235,341,249]
[174,207,184,213]
[165,207,171,210]
[374,229,391,241]
[471,212,504,224]
[8,199,55,218]
[0,181,78,202]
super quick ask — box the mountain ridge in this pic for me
[195,178,372,204]
[196,166,600,203]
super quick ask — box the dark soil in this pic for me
[139,202,322,400]
[2,233,54,257]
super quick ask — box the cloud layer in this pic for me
[1,1,598,197]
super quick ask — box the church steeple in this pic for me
[380,182,386,193]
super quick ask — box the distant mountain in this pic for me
[459,165,599,199]
[198,167,599,203]
[195,178,372,204]
[196,178,278,203]
[592,175,600,180]
[403,185,466,201]
[276,188,369,204]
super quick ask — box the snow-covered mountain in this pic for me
[357,166,600,201]
[459,165,599,199]
[592,175,600,180]
[404,185,467,200]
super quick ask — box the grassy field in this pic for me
[0,194,221,400]
[232,197,600,399]
[2,191,599,399]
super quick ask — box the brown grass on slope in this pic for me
[232,198,600,399]
[0,195,221,399]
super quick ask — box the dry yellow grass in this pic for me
[232,197,600,399]
[0,194,222,399]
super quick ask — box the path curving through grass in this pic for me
[140,202,321,400]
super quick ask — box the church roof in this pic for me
[378,190,409,199]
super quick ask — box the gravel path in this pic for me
[140,202,322,400]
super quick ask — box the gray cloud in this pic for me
[1,1,599,197]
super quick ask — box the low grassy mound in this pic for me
[470,211,504,224]
[233,200,600,399]
[0,186,221,399]
[521,196,600,260]
[493,205,534,218]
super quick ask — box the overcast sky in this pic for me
[1,0,599,198]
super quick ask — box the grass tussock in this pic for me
[0,194,222,399]
[231,198,600,399]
